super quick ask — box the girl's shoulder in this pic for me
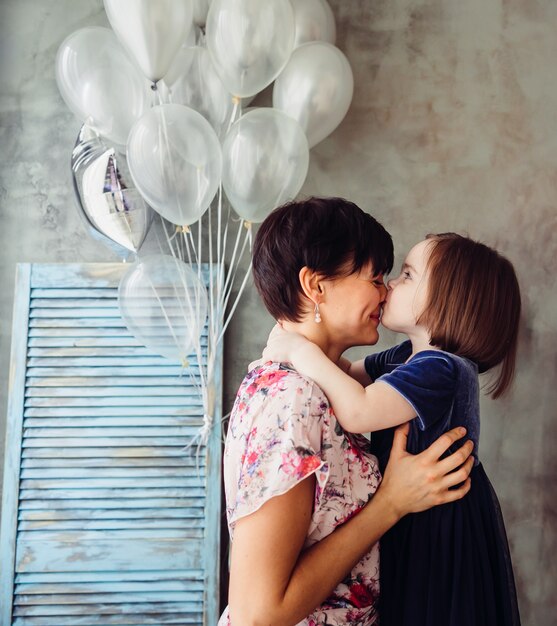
[409,348,478,377]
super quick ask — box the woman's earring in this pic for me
[314,303,322,324]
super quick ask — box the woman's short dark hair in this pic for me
[419,233,521,398]
[252,196,393,322]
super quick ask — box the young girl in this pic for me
[263,232,522,626]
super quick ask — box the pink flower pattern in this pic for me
[219,362,382,626]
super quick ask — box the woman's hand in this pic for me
[262,323,312,365]
[377,423,474,519]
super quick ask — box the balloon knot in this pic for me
[243,220,252,230]
[176,225,190,234]
[181,358,190,368]
[232,95,241,106]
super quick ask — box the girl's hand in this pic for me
[262,323,312,365]
[378,423,474,519]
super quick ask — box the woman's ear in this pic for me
[298,266,324,303]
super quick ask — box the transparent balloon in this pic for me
[164,46,235,139]
[55,27,151,146]
[222,108,309,222]
[206,0,295,97]
[126,104,223,226]
[118,255,208,362]
[273,41,354,148]
[72,125,153,255]
[104,0,193,83]
[291,0,336,47]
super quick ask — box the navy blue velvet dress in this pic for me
[365,341,521,626]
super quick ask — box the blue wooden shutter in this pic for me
[0,263,222,626]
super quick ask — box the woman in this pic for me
[219,197,475,626]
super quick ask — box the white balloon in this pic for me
[104,0,193,83]
[127,104,222,226]
[56,27,151,146]
[206,0,295,97]
[164,47,235,139]
[273,42,354,148]
[291,0,336,47]
[222,108,309,222]
[119,255,208,362]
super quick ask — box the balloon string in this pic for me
[207,195,216,354]
[180,226,208,402]
[220,218,245,304]
[222,223,251,314]
[218,260,253,344]
[217,200,231,316]
[160,217,205,401]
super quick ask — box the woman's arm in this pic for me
[263,330,414,434]
[228,424,474,626]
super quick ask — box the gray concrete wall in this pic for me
[1,1,555,623]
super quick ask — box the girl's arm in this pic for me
[228,424,474,626]
[346,358,373,386]
[263,331,414,434]
[327,356,371,386]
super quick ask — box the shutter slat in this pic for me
[26,357,207,367]
[26,376,191,387]
[15,540,203,573]
[14,590,202,604]
[19,509,204,521]
[13,613,204,626]
[21,448,200,459]
[16,579,203,593]
[20,477,202,489]
[21,457,197,468]
[19,518,205,531]
[15,570,204,583]
[24,396,201,407]
[25,387,192,398]
[23,427,202,438]
[18,497,204,510]
[31,289,119,299]
[19,488,205,500]
[17,530,203,541]
[13,602,203,616]
[21,466,204,479]
[24,407,202,417]
[26,366,201,377]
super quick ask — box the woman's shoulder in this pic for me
[239,361,329,408]
[229,362,331,449]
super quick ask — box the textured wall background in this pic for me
[1,1,556,623]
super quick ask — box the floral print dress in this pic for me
[218,362,382,626]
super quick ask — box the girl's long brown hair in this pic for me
[418,233,521,398]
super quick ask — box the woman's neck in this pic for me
[281,320,345,364]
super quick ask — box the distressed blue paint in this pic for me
[0,263,222,626]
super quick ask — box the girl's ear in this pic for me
[299,266,324,304]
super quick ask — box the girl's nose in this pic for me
[387,278,395,290]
